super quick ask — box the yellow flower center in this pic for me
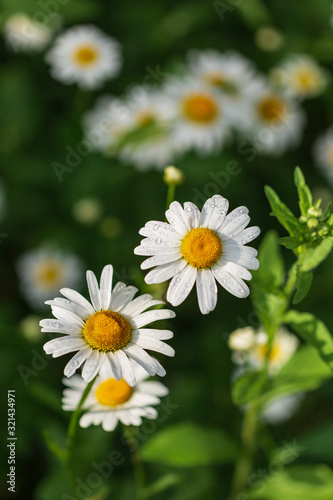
[182,93,218,123]
[82,310,132,352]
[181,228,222,268]
[34,260,63,289]
[258,343,281,363]
[95,378,133,407]
[258,96,287,124]
[73,45,99,66]
[292,69,321,92]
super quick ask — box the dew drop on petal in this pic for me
[155,238,162,245]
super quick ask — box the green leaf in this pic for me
[251,285,287,337]
[301,239,333,272]
[284,310,333,370]
[293,271,313,304]
[252,231,285,289]
[143,473,181,498]
[139,422,239,467]
[236,0,272,28]
[298,422,333,464]
[262,345,332,403]
[264,186,299,236]
[42,431,66,462]
[294,166,313,216]
[249,465,333,500]
[278,236,301,250]
[232,371,266,405]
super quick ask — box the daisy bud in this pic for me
[164,166,185,186]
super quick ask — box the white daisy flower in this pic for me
[41,264,175,386]
[117,86,181,171]
[17,247,83,309]
[313,127,333,185]
[244,79,305,155]
[46,25,121,89]
[270,54,329,99]
[186,50,260,130]
[230,326,299,375]
[3,13,53,53]
[134,195,260,315]
[62,362,168,431]
[163,77,233,155]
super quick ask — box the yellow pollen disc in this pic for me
[82,310,132,352]
[293,70,320,92]
[73,45,99,66]
[182,93,218,123]
[181,228,222,269]
[34,261,63,289]
[258,96,287,124]
[95,378,133,407]
[258,343,281,362]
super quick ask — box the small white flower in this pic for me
[270,54,329,99]
[230,326,299,375]
[41,265,175,386]
[3,13,53,53]
[228,327,256,351]
[17,247,83,309]
[163,77,233,155]
[244,79,305,155]
[46,25,121,89]
[261,393,304,425]
[134,195,260,315]
[62,362,168,431]
[313,127,333,185]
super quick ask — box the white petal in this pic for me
[135,328,173,341]
[114,350,135,386]
[139,237,180,248]
[40,319,82,335]
[131,309,176,329]
[99,265,113,310]
[80,412,101,428]
[216,260,252,281]
[145,259,186,285]
[110,283,138,312]
[196,268,218,315]
[82,350,104,382]
[132,333,175,357]
[182,202,200,229]
[139,381,169,397]
[121,296,164,317]
[123,344,159,376]
[166,264,197,307]
[117,410,132,426]
[219,213,250,238]
[141,252,182,270]
[64,349,91,377]
[102,412,118,431]
[49,306,85,327]
[139,220,182,239]
[46,297,91,321]
[135,244,181,256]
[165,201,188,236]
[233,226,261,245]
[60,288,95,317]
[224,244,259,270]
[212,269,250,298]
[44,337,86,357]
[200,195,229,230]
[107,351,122,381]
[86,270,102,312]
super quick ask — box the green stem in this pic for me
[123,426,146,500]
[66,376,96,492]
[166,184,176,211]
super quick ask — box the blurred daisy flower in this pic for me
[163,78,232,155]
[62,362,168,431]
[3,12,53,53]
[46,25,121,89]
[270,54,329,99]
[229,326,299,374]
[313,127,333,185]
[245,79,305,155]
[135,195,260,315]
[17,247,83,309]
[41,265,175,385]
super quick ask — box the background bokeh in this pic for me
[2,1,333,499]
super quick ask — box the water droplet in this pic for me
[169,217,174,224]
[186,206,192,212]
[153,224,159,231]
[175,277,180,283]
[237,271,242,276]
[184,282,191,288]
[222,279,227,284]
[238,288,245,293]
[47,321,52,327]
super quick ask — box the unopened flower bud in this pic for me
[307,218,319,229]
[308,207,322,218]
[163,166,184,186]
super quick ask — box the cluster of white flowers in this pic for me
[83,50,328,170]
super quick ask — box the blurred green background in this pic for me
[2,0,333,499]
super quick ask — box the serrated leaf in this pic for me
[262,345,332,404]
[264,186,299,236]
[293,271,313,304]
[294,167,313,216]
[232,371,266,405]
[301,239,333,272]
[284,310,333,370]
[252,231,285,289]
[139,422,239,467]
